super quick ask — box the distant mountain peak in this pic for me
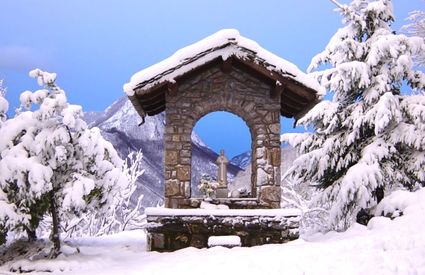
[230,151,251,170]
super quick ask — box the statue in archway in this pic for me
[216,149,229,198]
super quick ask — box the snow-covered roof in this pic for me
[124,29,324,118]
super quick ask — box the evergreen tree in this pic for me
[283,0,425,230]
[0,80,28,245]
[0,80,7,123]
[402,4,425,67]
[0,69,127,257]
[62,150,146,237]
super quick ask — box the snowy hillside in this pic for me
[84,96,243,205]
[230,151,251,169]
[2,188,424,274]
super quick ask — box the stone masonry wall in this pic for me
[146,214,300,251]
[164,64,281,208]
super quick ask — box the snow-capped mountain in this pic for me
[84,96,243,207]
[230,151,251,170]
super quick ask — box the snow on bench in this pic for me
[208,236,241,248]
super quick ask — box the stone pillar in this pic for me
[257,110,281,208]
[164,97,191,208]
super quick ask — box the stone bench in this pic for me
[145,207,301,252]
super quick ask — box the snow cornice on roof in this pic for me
[124,29,324,119]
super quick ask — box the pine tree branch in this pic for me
[329,0,344,9]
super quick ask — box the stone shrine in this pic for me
[125,29,323,251]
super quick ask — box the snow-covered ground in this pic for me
[1,188,425,275]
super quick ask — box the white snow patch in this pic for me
[208,235,241,247]
[2,188,425,274]
[199,201,229,210]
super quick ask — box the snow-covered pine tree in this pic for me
[402,4,425,67]
[0,80,29,245]
[282,0,425,231]
[62,150,146,237]
[0,80,7,123]
[0,69,128,257]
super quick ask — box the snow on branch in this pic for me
[329,0,344,9]
[0,80,8,123]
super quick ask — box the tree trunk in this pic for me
[25,226,37,242]
[49,191,61,258]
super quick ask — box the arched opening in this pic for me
[191,111,252,198]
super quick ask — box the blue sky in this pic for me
[0,0,423,158]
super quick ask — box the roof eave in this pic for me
[128,55,322,119]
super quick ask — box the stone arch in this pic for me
[164,64,282,208]
[190,109,255,197]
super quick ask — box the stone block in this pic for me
[253,116,263,124]
[177,199,192,208]
[211,78,225,92]
[180,157,191,165]
[165,180,180,197]
[165,197,180,208]
[264,112,274,123]
[181,135,191,142]
[165,150,178,165]
[253,125,266,135]
[190,234,206,248]
[165,127,176,134]
[216,187,228,198]
[180,149,191,158]
[177,166,190,181]
[258,110,268,117]
[182,181,191,198]
[168,114,181,121]
[150,233,165,250]
[268,201,281,209]
[255,147,264,159]
[274,167,281,186]
[260,186,281,203]
[269,140,281,147]
[243,102,255,113]
[174,234,190,249]
[190,199,201,208]
[172,135,180,142]
[269,123,280,134]
[256,168,269,186]
[271,148,281,166]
